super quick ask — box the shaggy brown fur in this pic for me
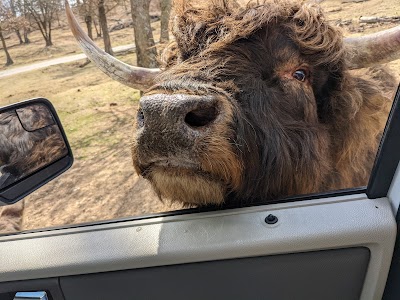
[0,104,67,233]
[132,0,397,206]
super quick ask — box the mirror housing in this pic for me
[0,98,73,205]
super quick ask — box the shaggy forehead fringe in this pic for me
[171,0,345,68]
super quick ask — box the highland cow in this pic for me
[67,0,400,206]
[0,104,67,233]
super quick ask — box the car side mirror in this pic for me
[0,98,73,205]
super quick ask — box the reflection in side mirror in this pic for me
[0,98,73,205]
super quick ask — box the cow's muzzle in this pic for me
[135,94,221,168]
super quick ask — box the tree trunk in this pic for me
[9,0,24,44]
[160,0,171,43]
[55,10,61,27]
[83,0,94,39]
[15,30,24,44]
[0,28,14,66]
[23,29,30,44]
[130,0,158,68]
[93,18,101,37]
[47,20,53,46]
[85,15,93,40]
[31,16,52,46]
[98,0,113,55]
[41,19,53,47]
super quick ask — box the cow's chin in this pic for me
[148,168,226,206]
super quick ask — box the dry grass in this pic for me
[0,54,141,159]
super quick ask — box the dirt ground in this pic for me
[0,0,400,232]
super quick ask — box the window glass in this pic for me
[0,0,399,234]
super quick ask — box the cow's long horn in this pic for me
[345,25,400,69]
[65,0,160,90]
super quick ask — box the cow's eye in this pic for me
[293,69,307,82]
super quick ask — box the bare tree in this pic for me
[25,0,60,46]
[78,0,95,39]
[98,0,113,54]
[23,27,29,42]
[14,0,32,43]
[130,0,157,67]
[93,15,101,37]
[0,2,14,65]
[84,14,93,38]
[0,26,13,65]
[6,0,23,43]
[78,0,119,49]
[160,0,170,43]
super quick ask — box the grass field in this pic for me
[0,55,140,159]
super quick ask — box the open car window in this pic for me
[0,0,399,235]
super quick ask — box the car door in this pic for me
[0,86,398,300]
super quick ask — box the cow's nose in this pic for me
[138,94,219,131]
[135,94,221,163]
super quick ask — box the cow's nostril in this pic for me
[137,108,145,128]
[185,105,218,128]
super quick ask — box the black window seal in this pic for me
[367,83,400,199]
[380,84,400,299]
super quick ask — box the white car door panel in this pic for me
[0,193,397,299]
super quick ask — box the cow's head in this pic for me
[66,0,400,205]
